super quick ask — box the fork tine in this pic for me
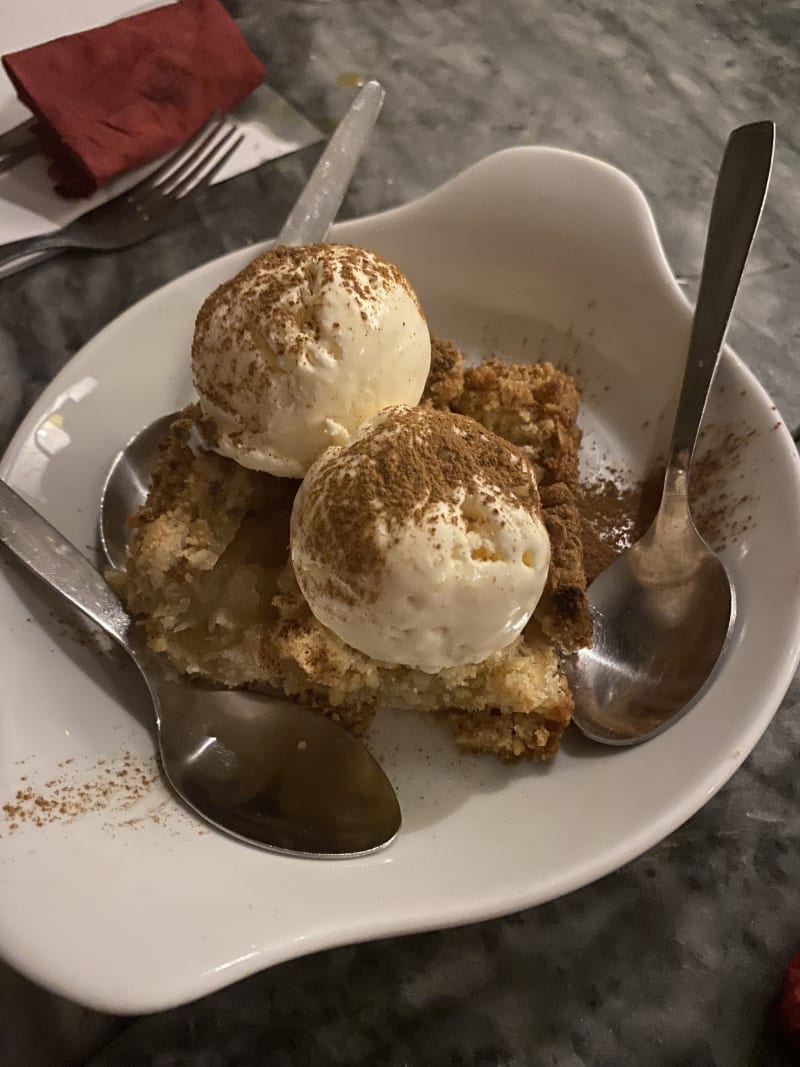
[129,128,244,224]
[184,131,245,194]
[124,115,225,200]
[131,121,236,212]
[160,128,244,202]
[148,117,229,191]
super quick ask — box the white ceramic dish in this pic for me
[2,147,799,1014]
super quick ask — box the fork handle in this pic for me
[0,233,68,279]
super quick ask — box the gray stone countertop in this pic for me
[0,1,798,1064]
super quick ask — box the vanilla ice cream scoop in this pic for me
[191,244,431,477]
[290,405,551,673]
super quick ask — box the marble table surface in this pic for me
[1,1,799,1064]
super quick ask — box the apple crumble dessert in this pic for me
[118,244,591,761]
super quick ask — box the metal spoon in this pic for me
[0,79,401,857]
[100,78,384,571]
[0,479,400,856]
[100,412,176,572]
[567,120,774,746]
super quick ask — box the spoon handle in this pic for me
[668,121,774,478]
[0,479,130,646]
[278,80,385,247]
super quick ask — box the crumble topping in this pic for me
[422,337,466,409]
[428,351,591,651]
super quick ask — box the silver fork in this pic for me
[0,116,243,276]
[0,117,38,176]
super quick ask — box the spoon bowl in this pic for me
[568,120,774,745]
[100,412,176,572]
[131,633,400,855]
[569,505,735,744]
[0,478,402,855]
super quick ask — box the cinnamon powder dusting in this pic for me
[295,405,541,603]
[193,243,422,422]
[580,423,758,583]
[2,751,158,834]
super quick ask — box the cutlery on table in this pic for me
[567,120,774,746]
[0,115,244,277]
[0,116,37,175]
[0,79,401,858]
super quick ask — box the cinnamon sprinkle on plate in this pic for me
[2,750,158,834]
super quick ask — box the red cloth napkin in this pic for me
[778,952,800,1050]
[2,0,265,197]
